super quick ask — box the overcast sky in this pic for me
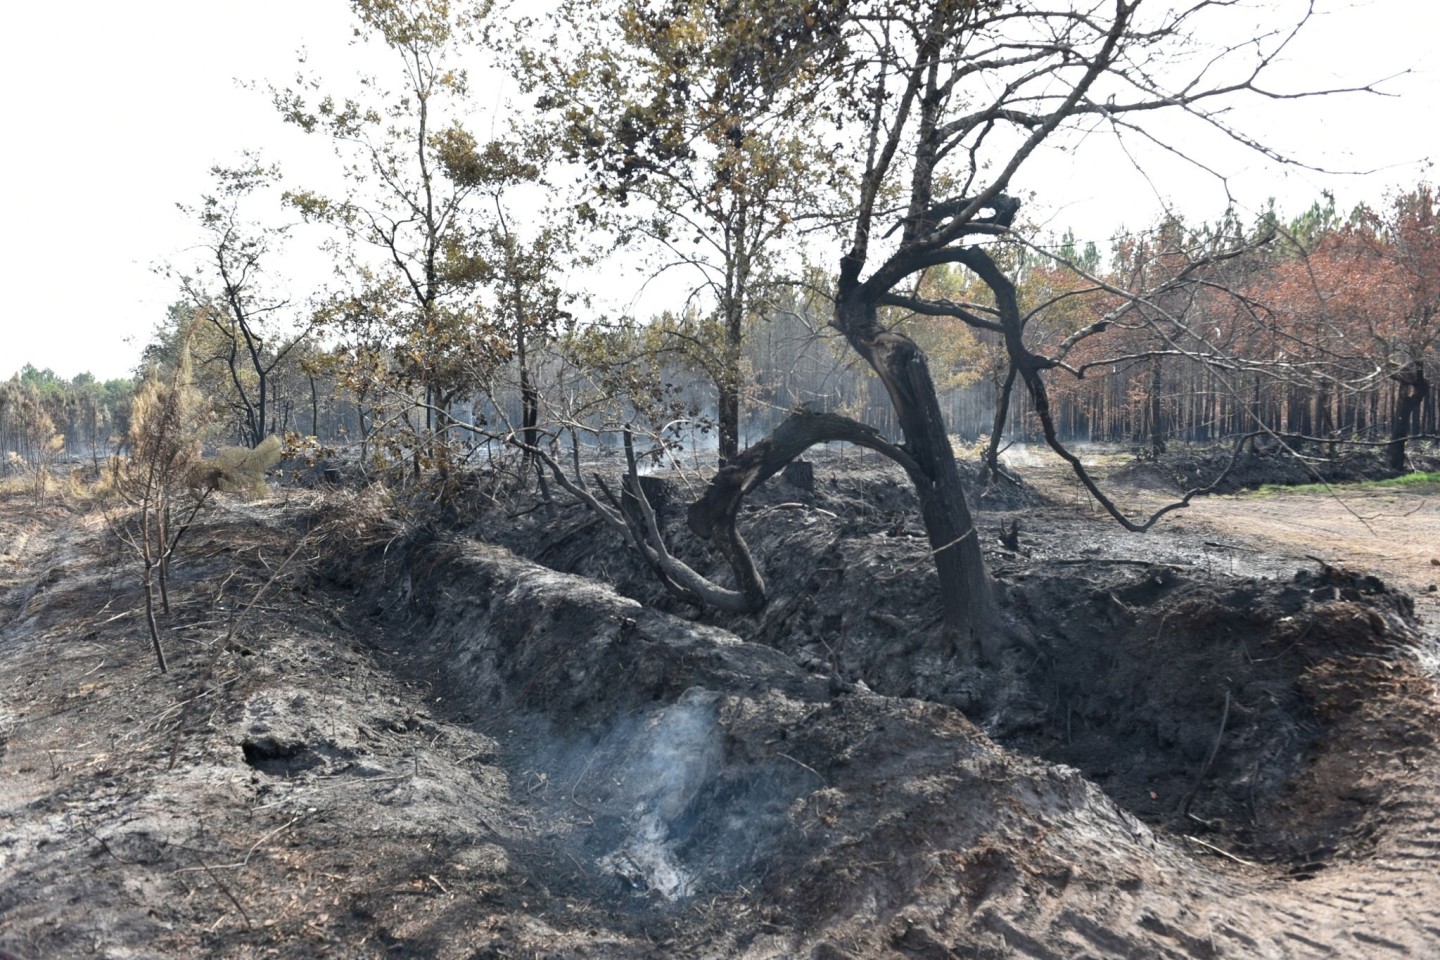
[2,0,1436,382]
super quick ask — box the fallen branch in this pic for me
[1183,834,1258,868]
[199,858,253,930]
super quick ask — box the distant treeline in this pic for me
[0,366,134,467]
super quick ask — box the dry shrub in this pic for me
[102,332,283,673]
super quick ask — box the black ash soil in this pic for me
[2,445,1439,958]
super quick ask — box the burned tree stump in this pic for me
[637,475,672,516]
[999,519,1021,551]
[782,459,815,493]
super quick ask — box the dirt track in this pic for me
[1,452,1439,958]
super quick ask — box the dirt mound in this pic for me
[356,520,1440,955]
[794,448,1045,512]
[478,455,1039,631]
[998,560,1432,866]
[1115,444,1435,493]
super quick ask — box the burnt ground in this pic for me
[1,444,1439,959]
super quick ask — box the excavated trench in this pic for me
[311,455,1440,955]
[998,562,1429,868]
[5,452,1439,959]
[457,459,1437,870]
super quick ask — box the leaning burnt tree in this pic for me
[528,0,1365,659]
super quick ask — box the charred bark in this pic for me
[1148,354,1166,457]
[984,363,1019,480]
[1387,361,1429,472]
[829,292,1003,659]
[519,336,540,474]
[717,379,740,465]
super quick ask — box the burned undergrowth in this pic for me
[1115,443,1440,494]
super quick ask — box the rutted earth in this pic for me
[1016,442,1440,637]
[1,446,1438,959]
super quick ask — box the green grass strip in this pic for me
[1249,470,1440,497]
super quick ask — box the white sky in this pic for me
[1,0,1436,382]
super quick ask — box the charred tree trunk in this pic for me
[139,496,167,674]
[831,293,1001,658]
[718,376,740,465]
[309,372,320,438]
[1387,361,1429,472]
[717,267,748,464]
[255,367,268,448]
[984,363,1018,478]
[157,501,172,616]
[357,399,370,463]
[1317,381,1335,457]
[1247,380,1262,452]
[1148,354,1166,457]
[518,329,540,478]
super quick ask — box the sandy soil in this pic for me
[1183,488,1440,625]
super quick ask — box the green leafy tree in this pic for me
[276,0,506,473]
[172,159,317,448]
[524,0,841,460]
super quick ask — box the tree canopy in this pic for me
[44,0,1429,654]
